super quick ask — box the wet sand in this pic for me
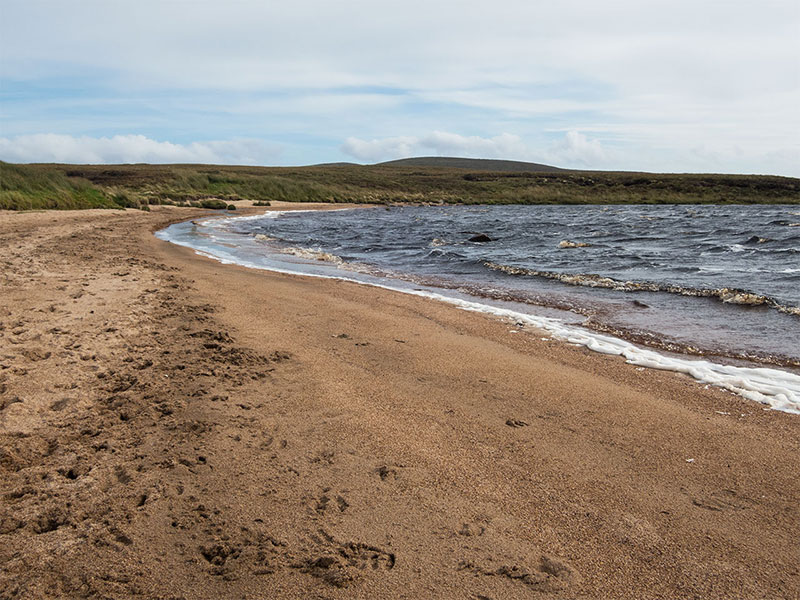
[1,205,798,599]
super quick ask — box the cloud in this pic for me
[341,131,526,162]
[547,131,610,167]
[0,134,280,165]
[340,136,419,163]
[1,1,798,174]
[4,1,797,97]
[422,132,527,159]
[340,129,616,169]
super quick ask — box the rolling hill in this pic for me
[377,156,565,172]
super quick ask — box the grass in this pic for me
[0,162,116,210]
[1,160,798,210]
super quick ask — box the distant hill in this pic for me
[309,161,360,168]
[377,156,565,172]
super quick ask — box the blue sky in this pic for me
[1,0,798,175]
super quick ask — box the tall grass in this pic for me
[0,162,115,210]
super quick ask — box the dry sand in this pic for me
[1,205,798,599]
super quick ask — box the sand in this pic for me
[1,205,798,600]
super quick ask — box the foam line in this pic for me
[483,260,800,316]
[156,216,800,415]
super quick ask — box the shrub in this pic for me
[199,199,227,209]
[227,204,236,210]
[112,191,140,209]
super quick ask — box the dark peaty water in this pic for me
[228,204,800,366]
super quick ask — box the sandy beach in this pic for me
[1,205,798,599]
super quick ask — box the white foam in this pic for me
[280,246,344,264]
[197,208,349,229]
[156,217,800,415]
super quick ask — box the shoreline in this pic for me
[160,211,800,412]
[1,206,799,599]
[181,204,800,374]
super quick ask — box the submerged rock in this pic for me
[745,235,771,244]
[469,233,493,243]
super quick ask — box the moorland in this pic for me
[2,157,798,211]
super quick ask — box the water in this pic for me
[227,204,800,367]
[156,205,800,413]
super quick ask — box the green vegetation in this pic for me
[1,160,798,210]
[1,162,116,210]
[198,199,228,210]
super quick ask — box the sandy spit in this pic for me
[1,205,798,599]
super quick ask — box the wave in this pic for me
[156,218,800,414]
[280,246,344,264]
[559,240,591,248]
[482,261,800,316]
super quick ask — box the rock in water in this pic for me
[469,233,493,243]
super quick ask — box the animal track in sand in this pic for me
[196,530,289,579]
[19,347,51,362]
[0,214,303,598]
[375,465,401,480]
[458,522,486,537]
[313,490,350,515]
[295,528,396,588]
[458,554,577,592]
[309,450,335,465]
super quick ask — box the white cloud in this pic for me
[3,0,797,99]
[547,131,610,168]
[4,130,791,175]
[0,134,281,165]
[341,130,616,169]
[1,1,798,174]
[341,131,526,162]
[421,132,527,159]
[340,135,419,162]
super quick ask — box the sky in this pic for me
[1,0,798,175]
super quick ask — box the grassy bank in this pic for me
[2,160,798,210]
[0,162,118,210]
